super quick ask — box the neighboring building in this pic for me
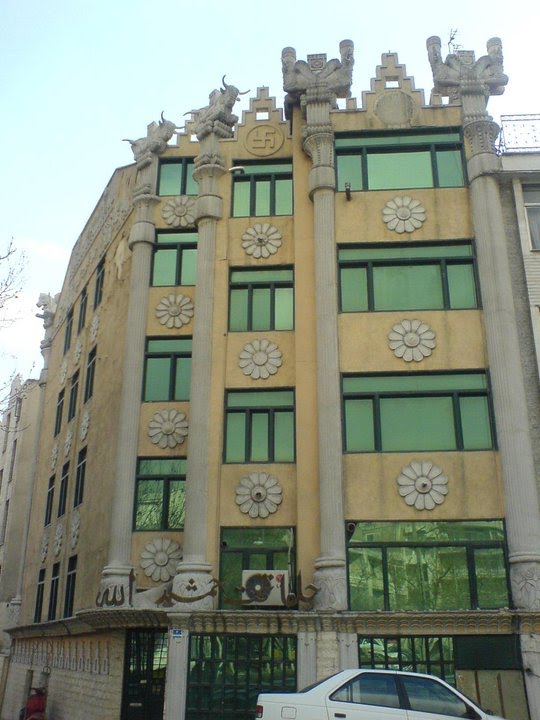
[1,37,539,720]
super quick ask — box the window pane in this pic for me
[169,480,186,529]
[159,164,181,195]
[174,357,191,401]
[274,287,294,330]
[460,396,493,449]
[339,243,473,262]
[228,391,294,408]
[387,546,469,610]
[343,373,487,393]
[185,163,197,195]
[447,263,477,308]
[436,149,465,187]
[180,248,197,286]
[380,396,456,451]
[144,358,171,401]
[251,413,269,461]
[229,289,248,331]
[152,249,178,286]
[252,288,271,330]
[135,480,163,530]
[349,547,383,610]
[368,151,433,190]
[255,180,271,216]
[275,178,293,215]
[233,181,250,217]
[345,399,375,452]
[138,458,186,475]
[340,267,368,312]
[337,154,363,191]
[401,676,468,716]
[274,411,294,461]
[527,206,540,250]
[474,548,508,608]
[226,413,247,462]
[350,520,505,544]
[373,264,443,310]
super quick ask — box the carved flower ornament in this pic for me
[388,319,436,362]
[382,196,426,233]
[148,409,188,449]
[155,294,194,328]
[238,339,283,379]
[162,196,196,228]
[241,223,282,259]
[140,537,182,582]
[235,472,283,518]
[397,461,448,510]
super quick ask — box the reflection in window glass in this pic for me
[134,458,186,530]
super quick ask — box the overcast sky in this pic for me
[0,0,538,386]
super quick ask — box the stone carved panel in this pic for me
[382,196,426,233]
[388,320,436,362]
[140,537,182,582]
[235,472,283,518]
[397,460,448,510]
[161,196,196,228]
[155,294,194,328]
[148,409,188,449]
[241,223,282,259]
[245,125,285,156]
[238,339,282,379]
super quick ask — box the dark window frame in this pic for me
[231,161,293,217]
[151,230,198,287]
[63,555,77,617]
[143,337,192,402]
[67,371,79,422]
[44,475,55,526]
[229,267,294,332]
[74,447,87,507]
[338,242,481,313]
[342,371,496,453]
[77,287,88,333]
[84,347,97,402]
[94,258,105,309]
[335,129,466,192]
[63,309,74,354]
[57,462,69,518]
[47,561,60,621]
[34,568,46,623]
[157,158,197,196]
[54,390,65,437]
[133,457,186,531]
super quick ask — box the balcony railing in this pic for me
[498,114,540,154]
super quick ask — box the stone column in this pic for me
[98,117,178,606]
[283,42,354,611]
[428,36,540,719]
[172,85,240,608]
[163,620,190,720]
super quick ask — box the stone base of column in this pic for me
[313,557,347,611]
[521,634,540,720]
[171,562,216,610]
[96,564,134,608]
[510,558,540,610]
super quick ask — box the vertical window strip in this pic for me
[74,448,87,507]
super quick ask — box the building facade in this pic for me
[1,37,539,720]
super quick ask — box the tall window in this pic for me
[94,258,105,309]
[336,130,465,191]
[523,185,540,250]
[339,243,479,312]
[151,231,197,287]
[47,562,60,621]
[84,347,97,402]
[343,372,495,452]
[143,338,192,401]
[229,269,294,331]
[63,309,73,354]
[54,390,64,437]
[224,390,295,463]
[219,527,295,609]
[63,555,77,617]
[157,158,196,196]
[58,462,69,517]
[34,568,46,623]
[359,636,456,684]
[134,458,186,531]
[44,475,55,526]
[77,287,88,333]
[67,371,79,421]
[74,448,86,507]
[348,520,509,611]
[232,162,293,217]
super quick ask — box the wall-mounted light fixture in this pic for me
[345,182,352,201]
[228,166,245,174]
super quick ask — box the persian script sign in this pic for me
[245,124,284,157]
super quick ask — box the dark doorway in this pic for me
[121,629,168,720]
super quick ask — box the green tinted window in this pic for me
[225,392,295,463]
[348,521,508,611]
[368,151,433,190]
[343,373,493,452]
[134,458,186,530]
[436,149,465,187]
[232,163,293,217]
[143,338,192,401]
[337,154,363,191]
[158,159,196,196]
[151,232,198,287]
[338,244,478,313]
[229,269,294,331]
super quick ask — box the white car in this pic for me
[256,668,507,719]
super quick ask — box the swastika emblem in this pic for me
[245,125,284,157]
